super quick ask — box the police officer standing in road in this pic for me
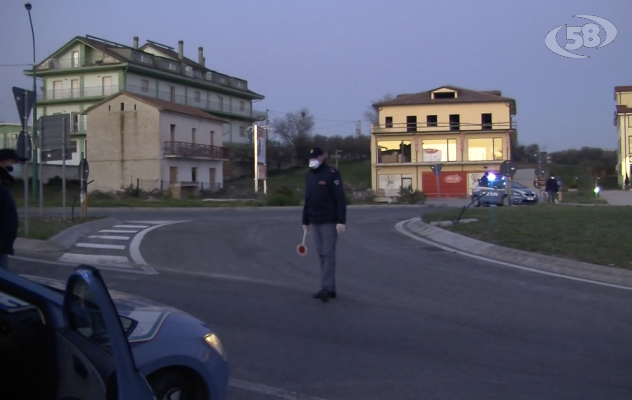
[0,149,23,270]
[302,147,347,302]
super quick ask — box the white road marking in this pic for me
[99,229,139,233]
[59,253,132,268]
[229,378,329,400]
[395,218,632,292]
[129,221,189,265]
[114,225,149,228]
[125,220,182,224]
[88,235,131,240]
[11,255,158,275]
[76,243,126,250]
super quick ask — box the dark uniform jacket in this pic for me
[0,168,18,256]
[545,178,559,193]
[302,162,347,226]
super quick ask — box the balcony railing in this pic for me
[35,57,122,71]
[372,121,516,134]
[39,85,120,101]
[163,141,230,160]
[38,82,266,120]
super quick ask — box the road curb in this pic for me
[29,205,427,213]
[48,217,121,250]
[397,217,632,289]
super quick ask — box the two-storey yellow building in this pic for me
[615,86,632,187]
[370,86,517,198]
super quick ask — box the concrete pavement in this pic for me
[9,206,632,399]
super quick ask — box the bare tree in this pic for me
[363,93,395,126]
[270,108,315,163]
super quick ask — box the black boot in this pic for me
[313,289,329,302]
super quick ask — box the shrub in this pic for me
[397,186,427,204]
[266,185,300,206]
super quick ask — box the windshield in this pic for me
[511,182,527,188]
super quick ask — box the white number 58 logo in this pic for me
[545,15,617,58]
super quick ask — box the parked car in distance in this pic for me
[471,180,539,206]
[0,265,229,400]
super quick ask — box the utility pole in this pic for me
[355,120,361,137]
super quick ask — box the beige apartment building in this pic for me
[615,86,632,187]
[83,92,229,197]
[371,86,517,198]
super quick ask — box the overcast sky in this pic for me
[0,0,629,151]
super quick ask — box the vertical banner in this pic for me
[257,126,266,165]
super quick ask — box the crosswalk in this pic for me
[58,220,187,274]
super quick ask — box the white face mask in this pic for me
[309,159,320,169]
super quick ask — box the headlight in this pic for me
[204,333,227,360]
[511,191,523,196]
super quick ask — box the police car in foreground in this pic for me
[471,175,539,206]
[0,265,228,400]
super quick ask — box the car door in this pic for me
[56,265,156,400]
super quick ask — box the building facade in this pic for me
[83,92,229,197]
[615,86,632,187]
[24,35,265,168]
[0,123,23,149]
[370,86,517,198]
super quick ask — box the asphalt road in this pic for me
[10,206,632,399]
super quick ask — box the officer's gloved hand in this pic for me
[302,225,308,232]
[336,224,345,234]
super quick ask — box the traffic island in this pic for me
[420,205,632,270]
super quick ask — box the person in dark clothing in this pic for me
[0,149,23,270]
[545,174,559,203]
[480,172,489,187]
[302,147,347,302]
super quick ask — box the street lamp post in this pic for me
[25,3,38,200]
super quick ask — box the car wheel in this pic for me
[148,371,204,400]
[472,196,481,207]
[501,195,509,206]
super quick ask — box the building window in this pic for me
[377,140,412,163]
[239,126,245,137]
[467,138,504,161]
[421,139,457,162]
[141,79,149,93]
[194,91,201,103]
[53,80,62,99]
[406,116,417,133]
[218,96,224,111]
[70,140,78,153]
[628,116,632,128]
[162,60,179,71]
[385,117,393,128]
[210,131,215,146]
[169,86,176,102]
[239,101,245,111]
[192,128,196,143]
[433,91,455,99]
[426,115,437,127]
[71,79,79,98]
[170,124,176,142]
[449,114,460,131]
[102,76,113,96]
[71,51,80,68]
[194,70,203,79]
[481,113,492,130]
[191,167,197,182]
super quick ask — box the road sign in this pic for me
[16,132,32,162]
[500,160,517,177]
[79,158,89,180]
[12,87,35,131]
[430,164,443,175]
[37,114,71,151]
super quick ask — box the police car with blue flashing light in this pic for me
[0,265,229,400]
[471,174,539,206]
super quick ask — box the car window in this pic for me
[66,278,112,353]
[511,182,526,188]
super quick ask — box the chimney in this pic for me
[198,47,204,66]
[178,40,184,60]
[133,36,139,49]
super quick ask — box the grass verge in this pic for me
[560,190,607,204]
[421,204,632,269]
[19,216,102,240]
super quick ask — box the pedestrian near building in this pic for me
[545,174,559,204]
[302,147,347,302]
[479,172,490,187]
[0,149,23,270]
